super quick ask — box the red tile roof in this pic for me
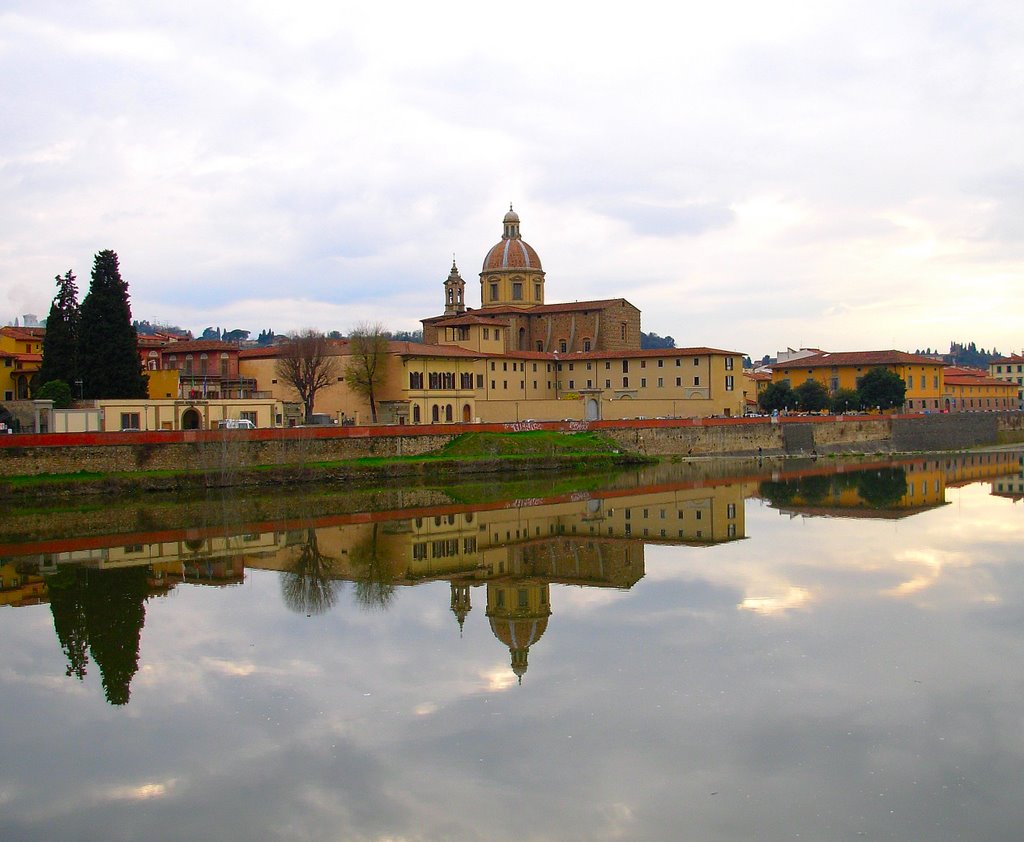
[769,350,938,369]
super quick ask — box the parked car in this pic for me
[217,419,256,430]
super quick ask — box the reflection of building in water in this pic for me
[760,453,1023,520]
[0,560,46,607]
[3,482,745,683]
[991,454,1024,501]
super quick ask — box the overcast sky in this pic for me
[2,0,1022,358]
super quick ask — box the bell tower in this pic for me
[443,258,466,315]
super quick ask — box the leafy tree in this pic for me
[830,388,861,413]
[640,331,676,350]
[857,366,906,411]
[222,329,250,343]
[36,379,73,409]
[256,329,276,346]
[344,323,390,423]
[390,329,423,344]
[77,250,147,399]
[793,379,829,412]
[759,381,795,413]
[275,330,340,423]
[39,270,80,389]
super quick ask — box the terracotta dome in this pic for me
[482,205,543,273]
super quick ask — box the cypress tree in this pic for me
[38,269,80,390]
[77,250,147,399]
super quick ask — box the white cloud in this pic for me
[2,0,1022,355]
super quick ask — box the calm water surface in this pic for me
[2,452,1023,841]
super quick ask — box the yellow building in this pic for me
[988,355,1024,409]
[943,366,1018,412]
[769,350,944,412]
[0,326,43,401]
[239,208,745,423]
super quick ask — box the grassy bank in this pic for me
[0,431,649,498]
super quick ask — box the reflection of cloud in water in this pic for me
[739,587,812,616]
[414,702,437,716]
[102,779,177,801]
[555,588,630,613]
[482,668,517,692]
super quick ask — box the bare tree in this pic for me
[275,330,340,423]
[344,322,389,423]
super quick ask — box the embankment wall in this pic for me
[0,413,1018,478]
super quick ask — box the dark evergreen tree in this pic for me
[793,379,829,412]
[38,270,79,389]
[77,250,147,399]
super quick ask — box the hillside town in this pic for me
[2,207,1021,433]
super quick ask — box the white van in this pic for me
[217,419,256,430]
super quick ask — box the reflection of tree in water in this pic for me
[350,522,396,612]
[281,528,341,615]
[760,467,907,510]
[47,566,88,680]
[46,565,149,706]
[857,467,908,509]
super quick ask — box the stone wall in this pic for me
[0,413,1016,478]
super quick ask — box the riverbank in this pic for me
[1,414,1021,498]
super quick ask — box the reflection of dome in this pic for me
[486,581,552,683]
[482,205,543,272]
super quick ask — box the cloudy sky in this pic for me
[2,0,1021,358]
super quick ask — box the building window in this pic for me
[658,377,663,387]
[694,376,700,386]
[641,378,647,388]
[560,340,567,353]
[240,411,257,424]
[494,329,500,340]
[583,339,591,351]
[534,283,541,301]
[483,328,490,339]
[568,380,574,389]
[476,374,484,388]
[410,372,423,389]
[725,357,734,370]
[676,377,681,386]
[623,377,629,388]
[461,372,473,389]
[512,282,523,300]
[694,357,700,366]
[726,375,734,391]
[605,379,611,388]
[620,323,626,340]
[489,283,498,301]
[120,412,140,430]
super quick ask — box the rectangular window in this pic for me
[483,328,490,340]
[622,376,629,388]
[534,283,541,301]
[694,376,700,386]
[725,357,734,370]
[476,374,484,388]
[428,372,441,389]
[605,379,611,388]
[461,372,473,389]
[119,412,140,430]
[694,357,700,366]
[489,283,498,301]
[240,411,257,424]
[494,329,500,340]
[568,380,574,389]
[641,378,647,388]
[409,372,423,389]
[726,375,734,391]
[512,282,523,300]
[640,360,646,369]
[727,503,736,518]
[621,323,626,340]
[657,377,663,387]
[676,377,681,387]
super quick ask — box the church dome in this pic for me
[482,205,543,273]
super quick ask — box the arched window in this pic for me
[431,405,439,423]
[413,405,421,423]
[445,404,453,422]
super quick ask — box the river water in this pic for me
[1,451,1023,841]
